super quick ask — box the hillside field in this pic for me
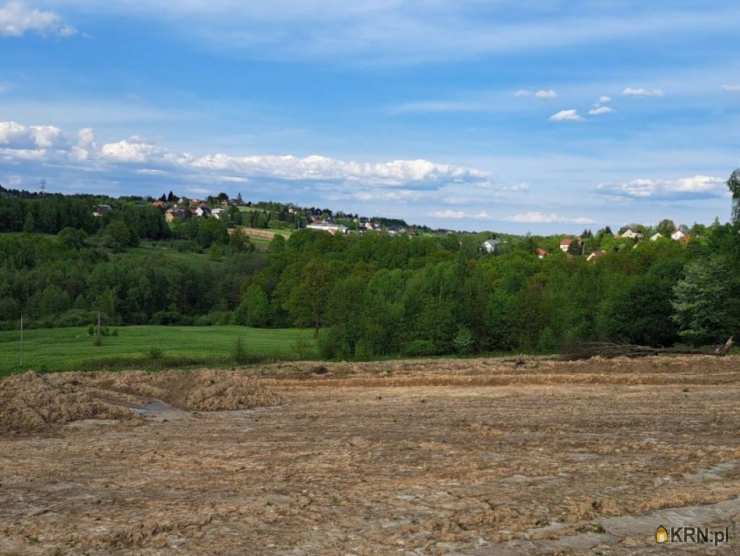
[233,226,294,250]
[0,325,318,376]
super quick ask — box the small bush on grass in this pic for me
[232,337,259,365]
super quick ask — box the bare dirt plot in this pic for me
[0,356,739,555]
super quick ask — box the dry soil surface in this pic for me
[1,356,739,555]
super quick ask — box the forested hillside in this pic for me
[243,225,740,357]
[1,186,739,359]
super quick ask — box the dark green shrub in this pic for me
[453,326,475,355]
[401,340,438,357]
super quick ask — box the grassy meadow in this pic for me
[0,325,318,377]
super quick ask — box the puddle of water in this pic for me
[131,400,189,421]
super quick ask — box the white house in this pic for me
[193,206,211,218]
[560,237,574,253]
[307,222,348,235]
[587,250,606,262]
[620,229,643,240]
[482,239,500,254]
[650,232,663,241]
[211,208,226,220]
[92,204,113,217]
[671,230,686,241]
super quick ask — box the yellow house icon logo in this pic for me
[656,525,669,544]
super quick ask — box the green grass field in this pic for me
[0,325,318,377]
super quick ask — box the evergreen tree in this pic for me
[672,257,740,345]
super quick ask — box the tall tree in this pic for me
[672,256,740,345]
[728,169,740,224]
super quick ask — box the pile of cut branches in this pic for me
[560,338,733,361]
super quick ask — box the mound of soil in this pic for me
[0,371,132,434]
[90,369,282,411]
[0,369,281,434]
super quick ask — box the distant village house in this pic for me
[165,208,188,223]
[92,204,113,217]
[193,206,211,218]
[482,239,500,254]
[559,237,574,253]
[620,228,643,240]
[306,222,348,235]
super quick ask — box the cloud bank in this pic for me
[0,119,496,196]
[598,175,727,200]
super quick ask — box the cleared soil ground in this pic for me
[1,356,739,555]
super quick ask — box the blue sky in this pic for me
[0,1,739,233]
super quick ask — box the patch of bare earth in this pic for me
[0,356,738,555]
[0,369,281,434]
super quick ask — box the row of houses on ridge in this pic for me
[481,224,693,263]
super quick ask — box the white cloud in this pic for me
[0,119,494,197]
[589,106,614,116]
[78,128,95,146]
[136,168,167,176]
[100,137,164,163]
[0,120,64,149]
[431,209,492,220]
[343,189,425,202]
[722,84,740,92]
[622,87,664,97]
[598,175,726,200]
[0,1,76,37]
[70,127,96,160]
[505,212,594,225]
[515,89,557,99]
[432,209,466,219]
[549,109,584,122]
[599,96,612,104]
[186,153,485,184]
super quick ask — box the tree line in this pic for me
[1,186,738,358]
[231,225,738,358]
